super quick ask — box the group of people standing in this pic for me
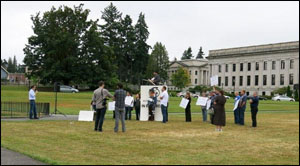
[182,88,259,132]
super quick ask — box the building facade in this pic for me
[207,41,299,96]
[167,59,210,90]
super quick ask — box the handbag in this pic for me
[208,108,214,115]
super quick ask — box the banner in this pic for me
[179,98,189,109]
[108,101,115,111]
[196,97,209,106]
[140,85,164,121]
[210,75,218,86]
[78,111,94,121]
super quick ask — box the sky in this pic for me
[1,1,299,64]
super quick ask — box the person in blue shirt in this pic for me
[250,92,259,127]
[238,90,247,125]
[29,85,39,119]
[233,92,241,124]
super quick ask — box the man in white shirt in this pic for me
[29,85,38,119]
[160,86,169,123]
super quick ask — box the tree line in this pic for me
[1,56,25,73]
[23,3,170,89]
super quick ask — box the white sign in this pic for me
[206,99,211,110]
[140,85,164,121]
[125,96,134,107]
[233,99,240,111]
[196,97,209,106]
[108,101,115,111]
[78,111,94,121]
[210,75,218,86]
[179,98,189,109]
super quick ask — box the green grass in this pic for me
[1,113,299,165]
[1,85,299,115]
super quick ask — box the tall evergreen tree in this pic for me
[13,56,18,73]
[100,3,123,81]
[7,57,14,73]
[181,47,193,60]
[196,47,205,59]
[133,12,151,85]
[146,42,170,82]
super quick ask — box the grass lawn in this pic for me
[1,85,299,115]
[1,113,299,165]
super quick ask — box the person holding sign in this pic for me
[233,92,241,124]
[160,86,169,123]
[213,90,227,132]
[125,92,134,120]
[200,92,208,122]
[185,92,192,122]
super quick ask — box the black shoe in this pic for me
[29,117,33,119]
[34,117,39,119]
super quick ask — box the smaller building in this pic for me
[167,59,210,90]
[8,73,28,84]
[1,66,9,80]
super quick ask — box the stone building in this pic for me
[167,59,210,90]
[207,41,299,96]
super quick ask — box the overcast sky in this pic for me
[1,1,299,64]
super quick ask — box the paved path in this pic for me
[1,114,78,122]
[1,147,46,165]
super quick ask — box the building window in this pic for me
[272,61,276,70]
[189,70,191,75]
[281,60,285,70]
[195,70,198,75]
[264,61,267,70]
[246,92,250,96]
[262,91,266,96]
[272,74,276,86]
[240,63,243,72]
[255,75,259,86]
[290,59,294,69]
[225,77,228,86]
[233,64,236,72]
[232,76,236,86]
[263,75,267,86]
[248,63,251,71]
[256,62,259,71]
[218,77,221,86]
[247,75,251,86]
[195,79,197,84]
[280,74,284,85]
[225,64,228,72]
[239,76,243,86]
[289,74,294,85]
[218,65,222,73]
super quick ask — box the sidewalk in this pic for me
[1,114,79,122]
[1,147,46,165]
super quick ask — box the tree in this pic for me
[23,4,105,86]
[119,15,136,83]
[287,86,292,97]
[133,12,151,85]
[146,42,170,81]
[7,57,14,73]
[196,47,205,59]
[100,3,123,81]
[170,66,190,90]
[13,56,17,72]
[273,87,288,95]
[181,47,193,60]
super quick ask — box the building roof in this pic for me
[1,66,9,74]
[169,59,209,68]
[207,41,299,59]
